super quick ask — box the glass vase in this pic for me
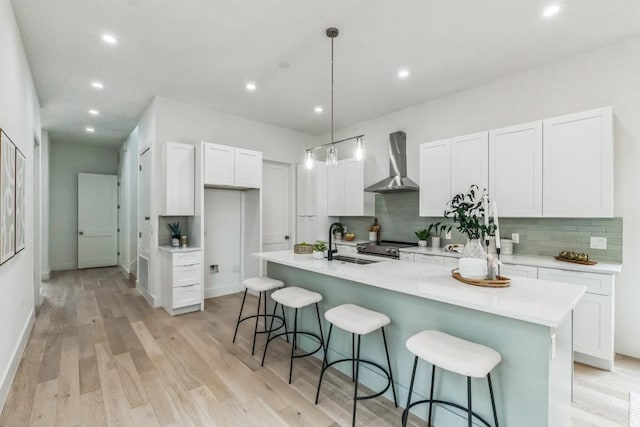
[462,238,487,259]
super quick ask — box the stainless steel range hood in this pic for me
[365,131,419,193]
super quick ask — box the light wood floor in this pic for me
[0,267,638,426]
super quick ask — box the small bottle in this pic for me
[181,235,188,248]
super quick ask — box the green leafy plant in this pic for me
[444,185,495,240]
[332,224,344,234]
[414,229,429,241]
[313,241,327,252]
[428,222,452,238]
[167,221,181,238]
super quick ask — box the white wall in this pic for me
[321,36,640,358]
[0,0,41,413]
[40,131,49,279]
[49,142,119,271]
[118,127,139,276]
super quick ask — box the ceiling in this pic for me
[12,0,640,147]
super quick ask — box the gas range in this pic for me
[356,240,416,259]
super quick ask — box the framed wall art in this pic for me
[1,129,16,264]
[15,147,25,253]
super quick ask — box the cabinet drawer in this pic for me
[173,252,201,267]
[442,257,459,268]
[172,264,201,287]
[538,267,613,296]
[399,252,414,262]
[414,254,444,266]
[501,264,538,279]
[172,283,202,308]
[336,244,357,256]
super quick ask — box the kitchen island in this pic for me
[254,250,585,427]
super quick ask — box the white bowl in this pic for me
[458,257,487,279]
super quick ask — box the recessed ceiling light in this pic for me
[101,33,118,45]
[88,109,99,116]
[90,81,104,89]
[85,126,95,133]
[398,69,410,79]
[543,4,561,17]
[245,82,257,91]
[314,106,323,113]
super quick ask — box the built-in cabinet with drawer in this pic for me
[538,267,615,370]
[419,106,613,218]
[297,162,336,243]
[162,142,195,216]
[335,242,358,256]
[160,249,203,316]
[499,263,538,279]
[327,158,375,217]
[203,142,262,188]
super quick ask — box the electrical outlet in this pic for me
[445,230,452,239]
[511,233,520,244]
[590,237,607,250]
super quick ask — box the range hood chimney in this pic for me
[365,131,419,193]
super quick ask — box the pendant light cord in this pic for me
[330,33,334,145]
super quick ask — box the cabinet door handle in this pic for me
[144,216,150,221]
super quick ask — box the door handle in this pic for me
[284,235,290,240]
[144,216,150,221]
[78,231,84,236]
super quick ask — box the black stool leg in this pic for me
[251,291,263,356]
[352,334,362,427]
[315,303,326,357]
[488,373,499,427]
[380,327,398,407]
[428,364,436,426]
[263,290,268,331]
[261,301,279,366]
[351,334,356,382]
[402,356,419,427]
[281,304,290,343]
[315,324,333,404]
[288,308,298,384]
[232,289,248,343]
[467,376,473,427]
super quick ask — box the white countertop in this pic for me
[254,250,585,328]
[158,245,201,253]
[399,246,622,275]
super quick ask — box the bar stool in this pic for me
[232,277,288,355]
[402,330,501,427]
[315,304,398,427]
[261,286,325,384]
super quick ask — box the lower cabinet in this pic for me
[414,253,445,266]
[538,267,615,371]
[335,243,357,256]
[161,249,203,316]
[500,264,538,279]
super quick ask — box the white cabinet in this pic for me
[297,165,316,216]
[399,252,415,262]
[204,143,235,186]
[538,267,615,370]
[203,142,262,189]
[414,254,444,266]
[451,132,489,196]
[296,163,335,244]
[419,139,451,217]
[296,216,318,244]
[335,243,357,256]
[161,142,195,216]
[500,264,538,279]
[234,148,262,188]
[489,122,543,217]
[327,159,375,217]
[542,107,613,217]
[161,249,203,316]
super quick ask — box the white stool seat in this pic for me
[243,276,284,292]
[272,287,322,309]
[406,330,501,378]
[325,304,390,335]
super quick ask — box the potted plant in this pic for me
[313,241,327,259]
[414,229,429,247]
[427,222,452,249]
[333,224,344,240]
[444,185,495,258]
[167,221,181,247]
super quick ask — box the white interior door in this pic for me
[78,173,118,269]
[262,161,290,252]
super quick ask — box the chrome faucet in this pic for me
[327,222,343,261]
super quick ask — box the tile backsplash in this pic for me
[339,192,622,262]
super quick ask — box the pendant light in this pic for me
[303,27,365,170]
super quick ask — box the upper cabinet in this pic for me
[542,107,613,217]
[489,121,543,217]
[450,132,489,196]
[203,142,262,189]
[327,158,374,217]
[162,142,195,216]
[419,139,451,217]
[297,162,332,216]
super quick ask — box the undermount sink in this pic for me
[331,255,380,265]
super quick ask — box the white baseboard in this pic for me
[50,262,76,272]
[136,284,159,307]
[204,284,243,299]
[574,351,614,371]
[40,267,51,280]
[0,309,35,416]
